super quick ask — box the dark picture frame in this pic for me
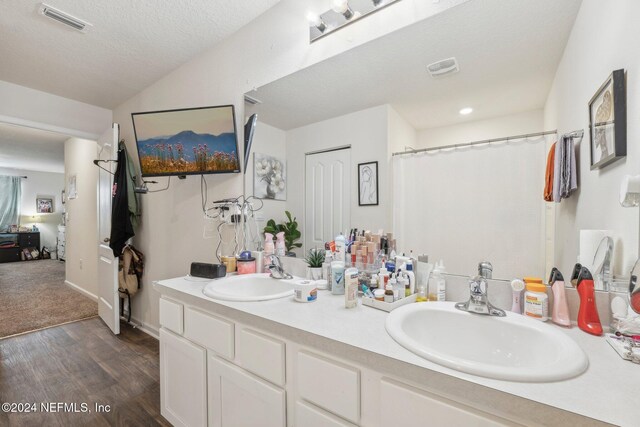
[589,69,626,170]
[358,161,379,206]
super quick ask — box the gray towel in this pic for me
[554,136,577,202]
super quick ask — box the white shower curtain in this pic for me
[392,138,548,279]
[0,175,22,231]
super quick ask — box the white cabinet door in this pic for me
[208,353,286,427]
[380,379,514,427]
[160,328,207,427]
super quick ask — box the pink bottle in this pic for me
[549,268,571,327]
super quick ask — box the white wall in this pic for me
[0,80,112,139]
[112,0,464,334]
[544,0,640,278]
[388,106,418,155]
[286,105,390,247]
[416,109,544,149]
[63,138,99,299]
[244,121,287,246]
[0,167,63,249]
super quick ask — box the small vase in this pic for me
[266,186,276,199]
[309,267,323,281]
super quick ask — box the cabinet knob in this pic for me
[103,238,110,243]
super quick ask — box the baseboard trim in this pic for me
[64,280,98,302]
[128,315,159,340]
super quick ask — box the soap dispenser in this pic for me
[549,268,571,327]
[576,266,603,336]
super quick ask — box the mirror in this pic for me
[242,0,629,281]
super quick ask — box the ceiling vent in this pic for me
[244,94,263,106]
[427,57,459,77]
[39,3,92,33]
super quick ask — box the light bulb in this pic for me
[332,0,349,14]
[306,12,327,33]
[306,12,321,27]
[459,107,473,115]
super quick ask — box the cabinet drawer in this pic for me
[184,307,234,359]
[236,327,285,386]
[297,350,360,424]
[159,298,183,335]
[380,378,513,427]
[295,401,357,427]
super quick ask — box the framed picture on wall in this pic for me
[589,69,626,170]
[36,197,54,213]
[358,161,378,206]
[254,153,287,201]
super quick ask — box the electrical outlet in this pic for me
[79,259,83,270]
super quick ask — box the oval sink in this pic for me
[202,273,296,302]
[386,302,588,382]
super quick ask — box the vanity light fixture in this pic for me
[459,107,473,115]
[308,0,403,43]
[306,12,327,33]
[333,0,355,20]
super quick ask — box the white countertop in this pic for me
[155,276,639,426]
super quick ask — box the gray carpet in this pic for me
[0,260,98,339]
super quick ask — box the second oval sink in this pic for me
[385,302,588,382]
[203,273,297,302]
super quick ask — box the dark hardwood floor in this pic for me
[0,318,170,426]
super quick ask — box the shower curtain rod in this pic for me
[392,129,584,157]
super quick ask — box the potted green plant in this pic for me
[305,248,325,280]
[264,211,302,256]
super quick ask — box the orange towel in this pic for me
[543,142,556,201]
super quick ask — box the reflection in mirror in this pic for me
[243,0,633,282]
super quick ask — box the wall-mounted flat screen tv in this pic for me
[132,105,241,177]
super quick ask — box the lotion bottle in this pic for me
[576,267,603,336]
[275,232,286,256]
[344,267,359,308]
[549,268,571,326]
[335,232,346,263]
[405,262,416,296]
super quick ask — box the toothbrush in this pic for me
[510,279,525,314]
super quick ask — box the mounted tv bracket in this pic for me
[134,177,171,194]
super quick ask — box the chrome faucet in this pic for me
[266,254,293,280]
[455,261,506,317]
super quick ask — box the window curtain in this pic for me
[0,175,22,231]
[392,137,549,279]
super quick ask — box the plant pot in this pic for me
[308,267,323,281]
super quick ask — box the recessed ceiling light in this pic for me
[459,107,473,115]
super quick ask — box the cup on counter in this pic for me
[237,258,256,275]
[221,256,237,273]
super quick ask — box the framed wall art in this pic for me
[358,161,378,206]
[589,69,626,170]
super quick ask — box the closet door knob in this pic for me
[103,238,110,243]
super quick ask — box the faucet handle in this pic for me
[469,276,487,296]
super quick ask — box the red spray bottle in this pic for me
[576,266,603,336]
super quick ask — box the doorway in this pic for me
[304,147,351,252]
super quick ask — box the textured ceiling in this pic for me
[0,0,281,108]
[0,123,67,173]
[246,0,582,130]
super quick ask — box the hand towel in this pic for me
[544,142,556,201]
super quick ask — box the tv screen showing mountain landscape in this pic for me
[132,105,240,177]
